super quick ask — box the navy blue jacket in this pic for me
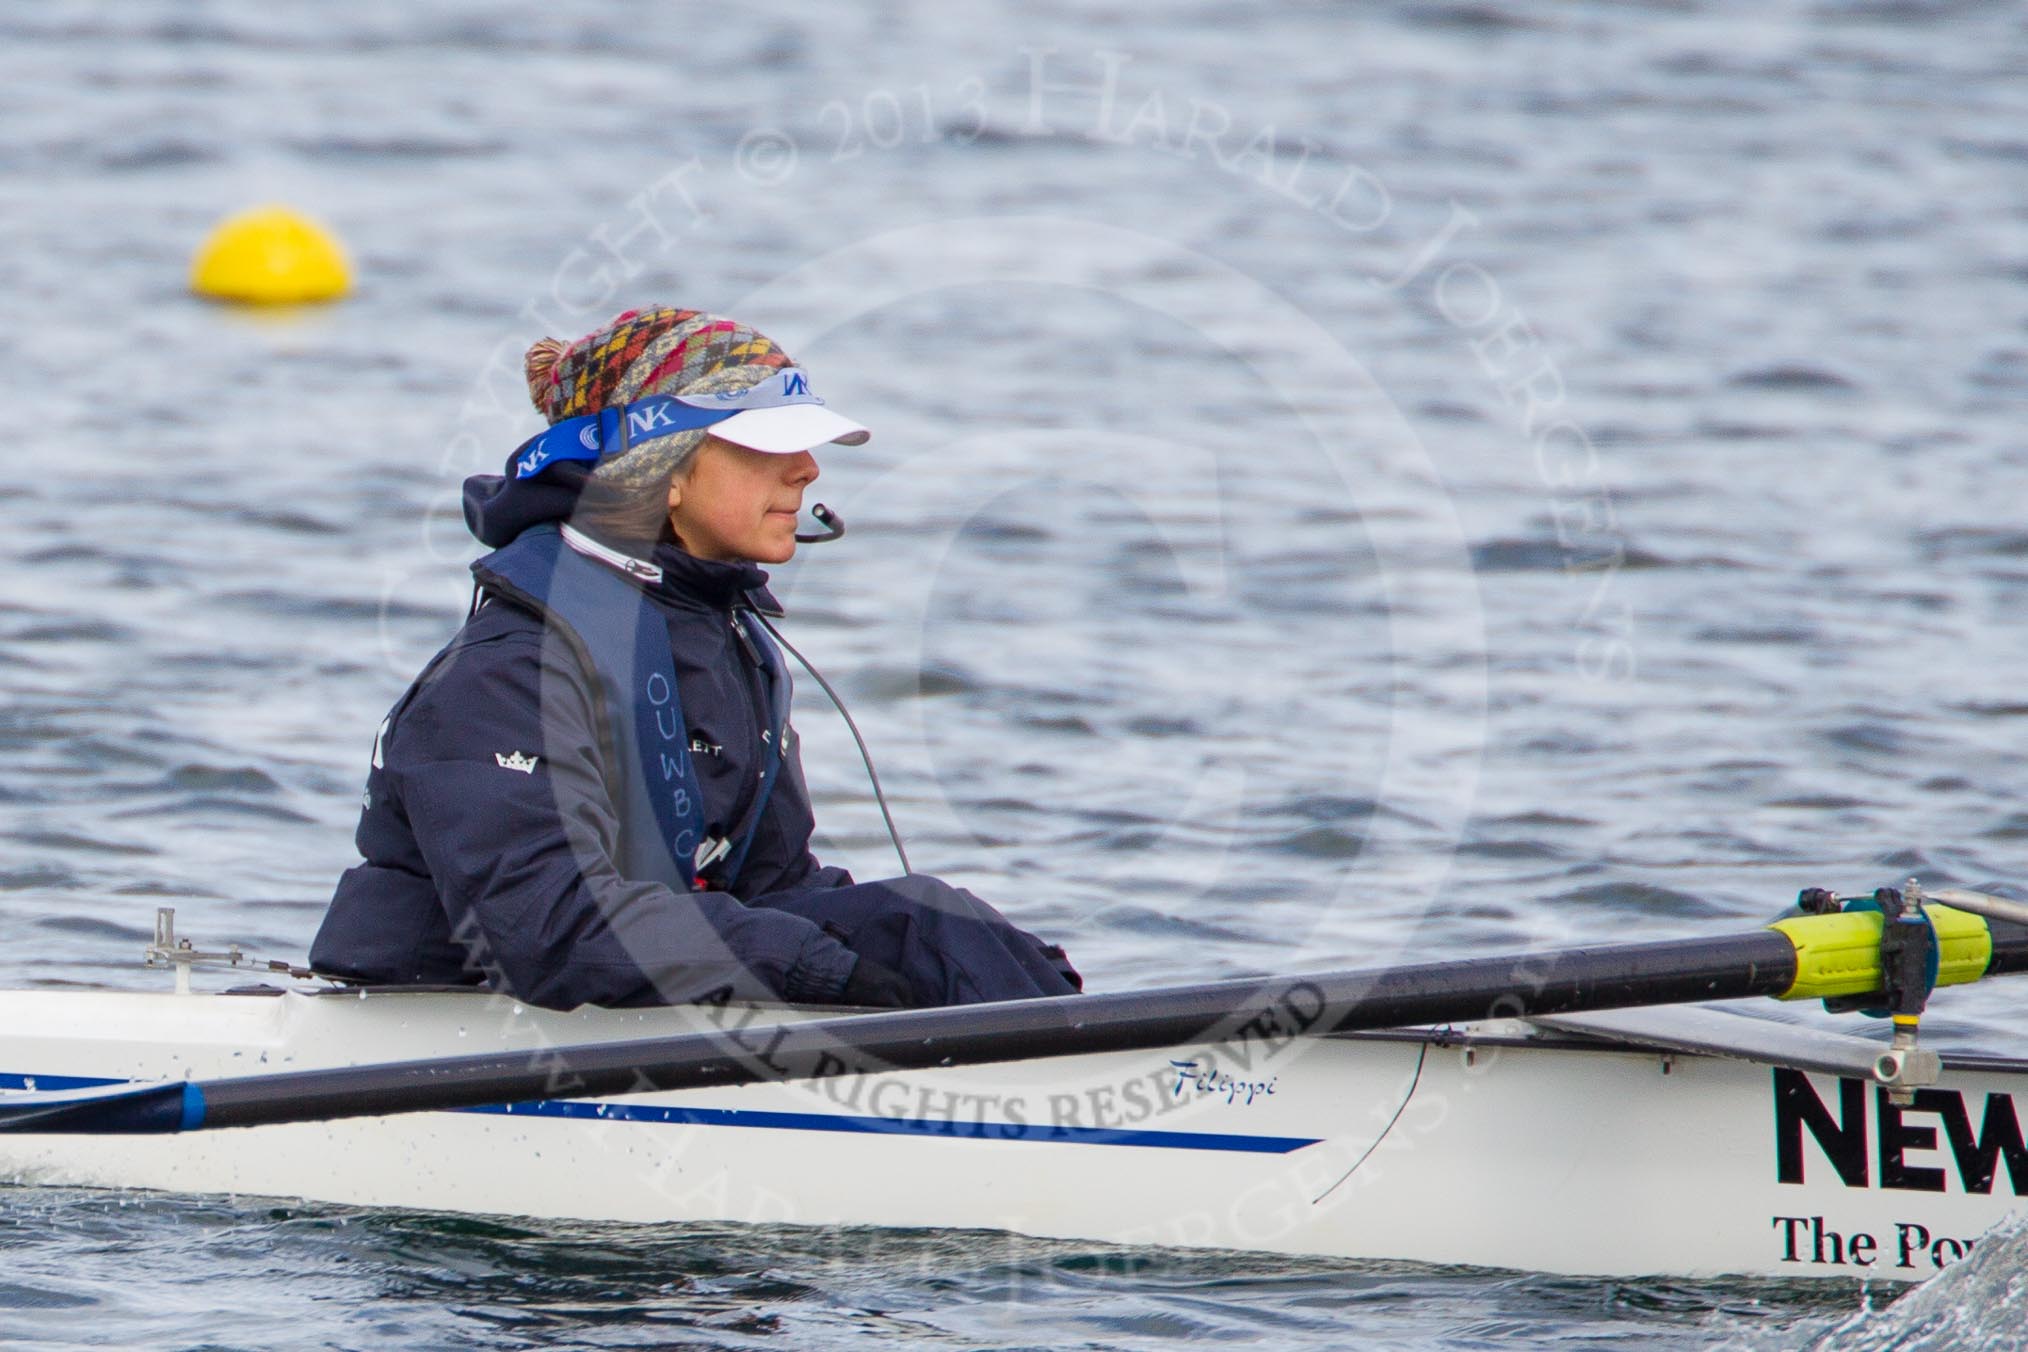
[309,469,860,1008]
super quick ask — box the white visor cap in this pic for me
[711,403,871,454]
[673,368,870,454]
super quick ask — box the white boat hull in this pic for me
[2,987,2023,1281]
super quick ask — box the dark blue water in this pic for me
[3,1,2027,1346]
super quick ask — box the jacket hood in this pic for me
[463,467,588,548]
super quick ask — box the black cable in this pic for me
[1311,1038,1430,1205]
[750,611,913,877]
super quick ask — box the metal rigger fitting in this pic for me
[1797,879,1942,1103]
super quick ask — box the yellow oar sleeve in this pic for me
[1769,903,1992,1001]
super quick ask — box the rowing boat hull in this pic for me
[2,988,2022,1281]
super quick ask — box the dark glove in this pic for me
[1040,942,1083,993]
[841,955,915,1009]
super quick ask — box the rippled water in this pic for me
[3,1,2027,1346]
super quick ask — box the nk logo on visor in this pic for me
[508,369,828,480]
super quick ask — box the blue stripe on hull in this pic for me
[0,1072,1317,1154]
[467,1097,1318,1152]
[1,1072,122,1092]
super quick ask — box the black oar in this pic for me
[6,905,2026,1136]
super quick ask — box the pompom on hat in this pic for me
[520,307,868,491]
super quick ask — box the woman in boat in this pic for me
[309,306,1081,1010]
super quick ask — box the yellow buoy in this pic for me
[190,205,352,305]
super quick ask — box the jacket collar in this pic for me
[558,525,782,615]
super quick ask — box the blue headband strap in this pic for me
[510,369,829,481]
[511,399,734,480]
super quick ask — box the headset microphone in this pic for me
[795,503,846,544]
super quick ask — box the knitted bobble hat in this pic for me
[521,307,795,490]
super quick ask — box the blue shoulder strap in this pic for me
[472,526,706,893]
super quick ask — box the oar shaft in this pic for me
[194,930,1800,1131]
[11,908,2028,1137]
